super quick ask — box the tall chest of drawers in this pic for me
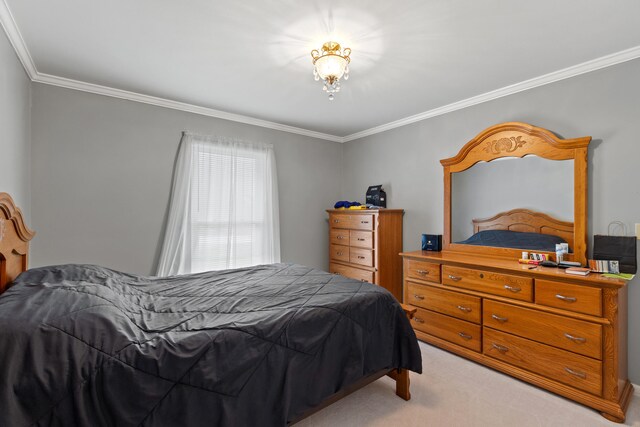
[401,250,632,423]
[327,209,404,301]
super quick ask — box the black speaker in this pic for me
[365,185,386,208]
[421,234,442,251]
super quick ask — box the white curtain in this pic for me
[156,132,280,276]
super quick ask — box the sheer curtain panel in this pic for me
[156,133,280,276]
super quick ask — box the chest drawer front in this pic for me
[535,280,602,317]
[330,244,349,262]
[484,328,602,396]
[407,259,441,283]
[330,262,373,283]
[483,300,602,360]
[406,282,481,324]
[330,229,349,245]
[329,214,352,229]
[442,265,533,302]
[350,230,374,249]
[350,247,374,267]
[411,307,481,352]
[329,214,375,230]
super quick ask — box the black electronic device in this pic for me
[540,260,558,267]
[366,185,386,208]
[422,234,442,251]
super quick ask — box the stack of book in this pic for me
[588,259,620,274]
[566,267,591,276]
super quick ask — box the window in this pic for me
[157,133,280,276]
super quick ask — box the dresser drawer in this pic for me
[350,247,374,267]
[330,244,349,262]
[406,259,441,283]
[535,280,602,317]
[411,307,481,352]
[484,328,602,396]
[442,265,533,302]
[330,229,349,245]
[350,230,374,249]
[330,263,374,283]
[329,214,374,230]
[483,300,602,359]
[406,282,481,324]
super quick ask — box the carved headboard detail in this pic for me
[472,208,574,250]
[0,193,35,294]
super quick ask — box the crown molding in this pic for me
[0,0,37,77]
[2,0,640,144]
[342,45,640,142]
[32,72,345,143]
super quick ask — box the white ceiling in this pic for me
[4,0,640,139]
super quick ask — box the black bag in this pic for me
[593,222,637,274]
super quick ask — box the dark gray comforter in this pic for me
[0,263,421,426]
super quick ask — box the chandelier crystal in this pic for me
[310,41,351,101]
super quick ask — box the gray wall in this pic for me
[30,83,343,274]
[342,58,640,383]
[0,30,31,221]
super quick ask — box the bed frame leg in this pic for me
[386,368,411,400]
[387,304,416,401]
[395,368,411,400]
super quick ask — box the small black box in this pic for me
[366,185,386,208]
[422,234,442,251]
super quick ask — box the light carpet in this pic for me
[298,342,639,426]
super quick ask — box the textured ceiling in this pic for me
[5,0,640,137]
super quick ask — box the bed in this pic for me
[0,193,422,426]
[455,208,573,252]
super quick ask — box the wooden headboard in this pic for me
[472,208,574,250]
[0,193,35,294]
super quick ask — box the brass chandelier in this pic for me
[311,41,351,100]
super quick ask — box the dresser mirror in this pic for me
[451,156,574,242]
[442,122,591,265]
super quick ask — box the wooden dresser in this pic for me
[401,251,632,422]
[327,209,404,301]
[401,122,633,421]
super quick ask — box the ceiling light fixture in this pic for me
[311,41,351,101]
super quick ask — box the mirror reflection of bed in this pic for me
[451,154,575,255]
[455,208,573,252]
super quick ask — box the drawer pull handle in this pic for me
[504,285,521,293]
[337,236,345,239]
[564,367,587,379]
[361,221,369,224]
[491,343,509,353]
[491,314,508,323]
[448,275,461,281]
[333,219,340,223]
[555,294,577,303]
[458,332,472,340]
[416,269,430,275]
[357,238,366,241]
[564,333,586,343]
[336,252,343,256]
[413,294,425,300]
[457,305,472,313]
[357,256,366,259]
[414,317,424,324]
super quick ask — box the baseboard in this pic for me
[633,383,639,397]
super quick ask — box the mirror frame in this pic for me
[441,122,591,265]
